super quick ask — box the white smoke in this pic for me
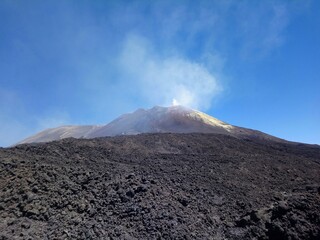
[119,35,222,110]
[172,98,180,106]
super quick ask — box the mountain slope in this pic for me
[1,133,319,239]
[17,125,99,145]
[87,106,234,137]
[17,105,283,144]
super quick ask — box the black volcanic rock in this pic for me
[1,133,319,239]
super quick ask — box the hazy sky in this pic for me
[1,0,319,146]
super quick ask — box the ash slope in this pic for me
[1,133,320,239]
[17,106,283,145]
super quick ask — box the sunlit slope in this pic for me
[17,125,99,145]
[17,105,283,144]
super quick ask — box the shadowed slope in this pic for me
[1,133,319,239]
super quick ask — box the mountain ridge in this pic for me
[17,105,284,145]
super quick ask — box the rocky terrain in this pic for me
[1,133,319,239]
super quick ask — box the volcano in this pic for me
[2,106,320,239]
[17,105,282,144]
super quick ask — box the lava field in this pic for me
[0,133,319,239]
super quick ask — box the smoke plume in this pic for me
[119,35,222,110]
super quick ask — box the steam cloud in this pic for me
[119,35,222,110]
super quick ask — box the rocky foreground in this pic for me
[0,133,319,239]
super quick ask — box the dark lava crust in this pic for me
[0,133,319,239]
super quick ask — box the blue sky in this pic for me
[0,0,319,146]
